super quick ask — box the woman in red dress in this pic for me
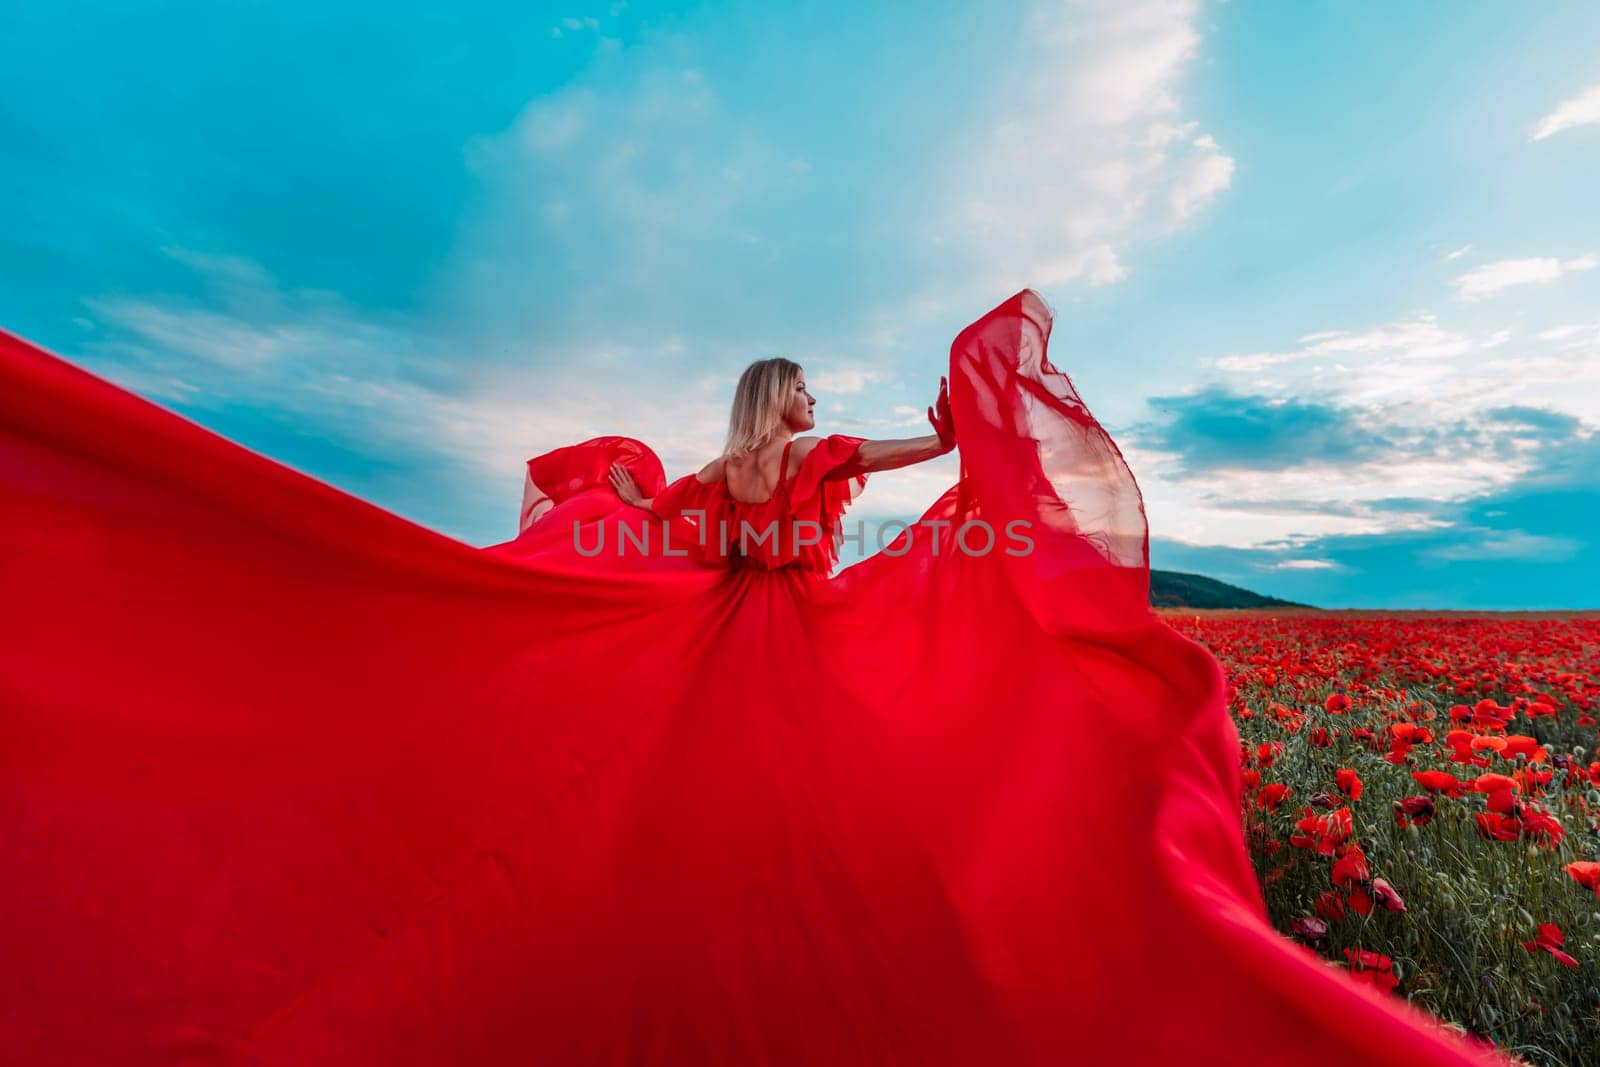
[602,359,953,575]
[0,290,1504,1064]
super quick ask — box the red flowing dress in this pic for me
[0,290,1504,1064]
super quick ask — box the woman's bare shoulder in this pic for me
[788,436,823,475]
[694,456,726,485]
[697,438,821,484]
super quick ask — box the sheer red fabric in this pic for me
[0,290,1504,1065]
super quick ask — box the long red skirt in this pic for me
[0,291,1504,1064]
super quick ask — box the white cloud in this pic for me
[1445,244,1473,261]
[929,0,1233,299]
[80,248,967,537]
[433,0,1237,502]
[76,3,1241,544]
[1270,559,1340,570]
[81,250,725,487]
[1298,316,1474,360]
[1168,132,1237,221]
[448,59,842,364]
[84,299,294,370]
[808,365,890,395]
[1530,83,1600,141]
[1209,351,1292,373]
[1536,319,1600,347]
[551,13,602,39]
[1426,530,1583,562]
[1453,254,1596,301]
[1134,446,1529,551]
[1128,455,1457,550]
[156,246,278,300]
[1132,292,1600,550]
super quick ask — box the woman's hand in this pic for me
[608,462,647,508]
[927,375,956,454]
[853,376,956,475]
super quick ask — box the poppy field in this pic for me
[1165,611,1600,1066]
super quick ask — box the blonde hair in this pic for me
[722,357,803,457]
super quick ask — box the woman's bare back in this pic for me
[701,436,820,504]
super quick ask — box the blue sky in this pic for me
[4,0,1599,608]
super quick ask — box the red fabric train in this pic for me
[0,290,1504,1064]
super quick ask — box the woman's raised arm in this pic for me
[853,433,948,474]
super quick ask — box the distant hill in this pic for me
[1150,569,1312,610]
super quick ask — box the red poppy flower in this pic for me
[1290,807,1353,855]
[1472,699,1511,731]
[1474,812,1521,842]
[1411,770,1463,795]
[1393,795,1435,828]
[1256,782,1293,811]
[1473,773,1518,794]
[1382,743,1413,766]
[1370,877,1406,912]
[1501,735,1547,763]
[1314,889,1346,922]
[1565,861,1600,896]
[1484,789,1520,815]
[1325,693,1351,715]
[1290,916,1328,943]
[1347,887,1374,916]
[1521,923,1579,968]
[1343,948,1400,992]
[1332,844,1369,886]
[1390,723,1433,745]
[1520,810,1566,849]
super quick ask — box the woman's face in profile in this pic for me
[788,372,816,431]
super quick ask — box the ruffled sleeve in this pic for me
[522,436,665,532]
[649,472,714,523]
[789,435,869,562]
